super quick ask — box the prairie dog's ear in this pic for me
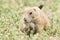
[38,5,43,9]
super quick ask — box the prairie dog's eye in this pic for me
[29,12,32,15]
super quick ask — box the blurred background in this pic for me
[0,0,60,40]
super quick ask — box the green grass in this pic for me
[0,0,60,40]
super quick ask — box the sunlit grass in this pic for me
[0,0,60,40]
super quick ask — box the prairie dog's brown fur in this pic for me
[19,5,49,36]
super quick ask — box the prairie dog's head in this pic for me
[23,5,44,23]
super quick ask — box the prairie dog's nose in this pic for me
[24,18,27,23]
